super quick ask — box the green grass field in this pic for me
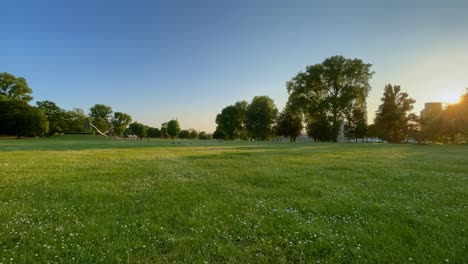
[0,136,467,263]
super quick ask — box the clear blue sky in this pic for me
[2,0,467,132]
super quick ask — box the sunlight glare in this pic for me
[442,92,461,104]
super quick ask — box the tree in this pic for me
[215,101,248,140]
[167,119,181,139]
[406,113,422,143]
[64,108,88,133]
[198,131,211,140]
[366,124,379,140]
[439,89,468,142]
[89,104,113,132]
[128,122,147,140]
[0,99,49,138]
[189,129,198,139]
[246,96,278,140]
[420,103,443,142]
[147,127,161,138]
[0,73,41,137]
[178,129,190,139]
[160,122,168,138]
[374,84,416,143]
[37,100,66,135]
[287,56,373,141]
[344,106,368,142]
[111,112,132,136]
[0,72,33,102]
[275,105,303,142]
[212,127,224,140]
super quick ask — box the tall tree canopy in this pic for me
[146,127,161,138]
[111,112,132,136]
[344,106,368,142]
[439,89,468,141]
[275,105,303,142]
[374,84,416,143]
[246,96,278,140]
[0,73,49,137]
[65,108,88,133]
[215,101,248,140]
[0,99,48,138]
[167,119,181,139]
[37,100,66,135]
[287,56,373,141]
[128,122,147,140]
[89,104,113,132]
[0,72,33,102]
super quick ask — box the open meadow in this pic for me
[0,136,467,263]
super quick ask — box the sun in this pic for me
[441,92,460,104]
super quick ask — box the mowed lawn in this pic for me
[0,136,466,263]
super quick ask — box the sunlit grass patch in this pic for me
[0,136,466,262]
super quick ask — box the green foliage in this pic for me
[215,101,248,140]
[212,127,224,140]
[65,108,88,133]
[128,122,147,139]
[0,72,33,102]
[178,129,190,139]
[37,100,67,135]
[189,129,198,139]
[287,56,373,141]
[89,104,113,132]
[275,105,303,142]
[146,127,161,138]
[246,96,278,140]
[167,120,181,139]
[0,99,49,137]
[366,124,379,139]
[344,106,368,142]
[198,131,211,140]
[111,112,132,136]
[160,122,169,138]
[0,137,466,262]
[439,89,468,142]
[374,84,416,142]
[420,104,443,142]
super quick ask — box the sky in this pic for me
[2,0,467,132]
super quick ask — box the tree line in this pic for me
[2,55,467,142]
[0,72,211,139]
[214,56,468,143]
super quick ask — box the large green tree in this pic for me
[0,99,49,138]
[246,96,278,140]
[0,73,49,137]
[178,130,190,139]
[37,100,66,135]
[167,119,181,139]
[189,129,198,139]
[64,108,88,133]
[344,106,368,142]
[275,105,303,142]
[215,101,248,140]
[146,127,161,138]
[128,122,147,140]
[89,104,113,132]
[287,56,373,141]
[111,112,132,136]
[0,72,33,102]
[160,122,169,138]
[374,84,416,143]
